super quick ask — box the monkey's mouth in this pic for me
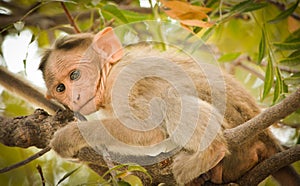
[77,96,97,115]
[76,73,102,115]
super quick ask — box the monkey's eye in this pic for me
[70,70,81,81]
[56,83,65,92]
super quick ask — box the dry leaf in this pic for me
[180,20,213,28]
[160,0,213,28]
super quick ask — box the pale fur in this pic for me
[44,40,299,185]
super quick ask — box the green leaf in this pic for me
[273,41,300,50]
[284,37,300,43]
[231,1,251,12]
[206,0,219,8]
[258,30,266,64]
[102,4,129,24]
[273,79,280,103]
[128,164,147,173]
[285,28,300,42]
[120,9,153,22]
[102,164,127,178]
[273,67,283,103]
[279,56,300,66]
[56,166,81,186]
[218,52,241,63]
[288,50,300,58]
[291,72,300,77]
[117,181,131,186]
[231,1,267,13]
[284,72,300,85]
[284,76,300,85]
[268,0,300,23]
[122,175,143,186]
[242,3,267,12]
[262,58,274,100]
[128,164,152,181]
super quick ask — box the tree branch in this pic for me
[0,109,74,149]
[0,109,176,184]
[0,67,63,114]
[224,88,300,147]
[237,144,300,186]
[60,2,81,33]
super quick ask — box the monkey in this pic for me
[38,27,300,185]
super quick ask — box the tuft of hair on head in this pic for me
[38,33,94,75]
[55,33,94,50]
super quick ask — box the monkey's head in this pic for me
[39,27,123,115]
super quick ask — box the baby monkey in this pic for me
[39,27,300,185]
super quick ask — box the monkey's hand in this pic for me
[50,122,89,158]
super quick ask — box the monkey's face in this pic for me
[46,48,101,115]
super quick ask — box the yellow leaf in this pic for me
[161,0,212,20]
[180,20,214,28]
[161,0,211,13]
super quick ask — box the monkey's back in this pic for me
[103,45,280,183]
[106,45,261,127]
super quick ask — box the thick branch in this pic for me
[0,67,63,114]
[74,147,176,185]
[0,109,74,148]
[0,109,177,184]
[224,88,300,147]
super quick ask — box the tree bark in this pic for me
[0,109,73,148]
[224,88,300,147]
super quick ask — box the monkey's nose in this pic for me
[72,94,81,104]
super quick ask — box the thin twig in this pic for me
[0,146,51,173]
[229,55,265,80]
[60,2,80,33]
[237,61,265,80]
[36,165,46,186]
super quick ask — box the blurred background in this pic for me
[0,0,300,185]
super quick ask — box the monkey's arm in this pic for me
[49,118,167,158]
[50,98,229,184]
[0,66,63,114]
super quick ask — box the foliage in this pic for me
[0,0,300,185]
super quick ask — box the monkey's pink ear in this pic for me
[93,27,124,63]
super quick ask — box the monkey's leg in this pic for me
[169,100,229,184]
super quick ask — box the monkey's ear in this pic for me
[93,27,124,63]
